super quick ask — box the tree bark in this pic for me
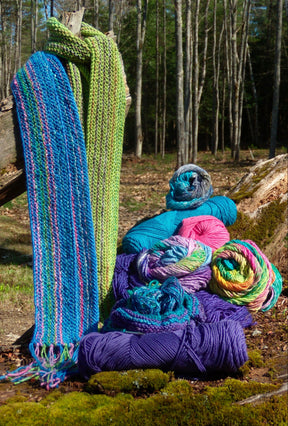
[154,0,160,157]
[174,0,185,168]
[135,0,148,159]
[184,0,192,164]
[269,0,283,158]
[161,0,167,159]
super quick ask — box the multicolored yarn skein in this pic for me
[45,18,126,319]
[78,320,248,378]
[166,164,213,210]
[0,52,99,389]
[137,235,212,293]
[177,215,230,251]
[209,239,283,312]
[102,277,205,334]
[111,253,254,329]
[122,196,237,254]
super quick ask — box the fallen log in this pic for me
[0,8,131,207]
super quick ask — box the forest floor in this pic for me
[0,149,287,405]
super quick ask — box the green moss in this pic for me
[0,379,287,426]
[161,379,193,396]
[0,402,47,425]
[228,200,287,250]
[205,378,279,404]
[230,162,274,203]
[238,350,265,377]
[86,369,171,396]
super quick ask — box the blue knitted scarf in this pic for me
[1,52,99,388]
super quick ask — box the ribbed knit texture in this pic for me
[45,18,126,319]
[1,52,99,388]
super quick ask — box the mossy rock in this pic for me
[86,369,171,396]
[228,200,286,251]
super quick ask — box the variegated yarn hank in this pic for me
[45,18,126,319]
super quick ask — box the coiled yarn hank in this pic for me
[177,215,230,251]
[78,320,248,379]
[122,196,237,254]
[166,164,213,210]
[111,253,254,329]
[209,239,282,312]
[137,235,212,293]
[102,277,205,334]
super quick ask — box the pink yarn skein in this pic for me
[177,215,230,251]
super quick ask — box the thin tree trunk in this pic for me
[93,0,99,28]
[192,0,210,163]
[109,0,114,31]
[175,0,185,167]
[31,0,38,54]
[221,74,226,154]
[192,0,200,163]
[229,0,251,161]
[269,0,283,158]
[184,0,192,164]
[155,0,160,156]
[135,0,148,159]
[161,0,167,159]
[15,0,22,71]
[247,44,259,147]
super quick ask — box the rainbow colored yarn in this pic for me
[209,239,282,312]
[166,164,213,210]
[1,52,99,388]
[45,18,126,319]
[102,277,204,333]
[137,235,212,293]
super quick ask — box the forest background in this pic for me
[0,0,287,166]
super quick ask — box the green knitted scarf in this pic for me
[45,18,126,320]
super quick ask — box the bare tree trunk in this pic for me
[174,0,185,168]
[221,74,226,154]
[212,0,224,156]
[247,44,259,147]
[93,0,99,28]
[161,0,167,159]
[184,0,192,164]
[109,0,114,31]
[135,0,148,159]
[31,0,38,54]
[229,0,251,161]
[269,0,283,158]
[192,0,210,163]
[155,0,160,156]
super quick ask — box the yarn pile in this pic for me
[2,17,283,387]
[78,163,282,380]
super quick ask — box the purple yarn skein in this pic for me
[78,320,248,379]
